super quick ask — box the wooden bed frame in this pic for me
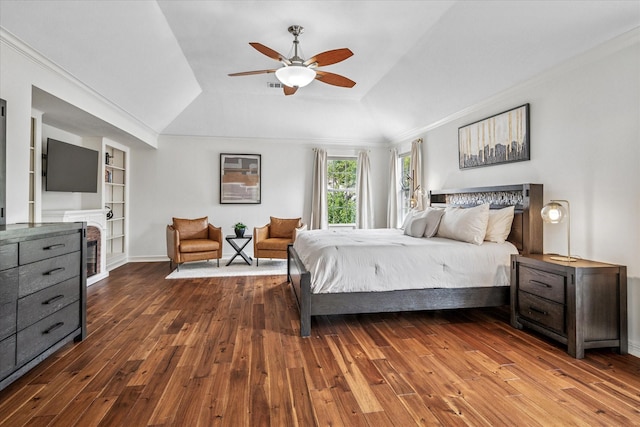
[287,183,543,337]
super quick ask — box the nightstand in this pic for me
[510,254,627,359]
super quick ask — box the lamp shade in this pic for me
[275,65,316,88]
[541,201,567,224]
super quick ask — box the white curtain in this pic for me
[310,148,328,230]
[410,138,424,210]
[356,150,373,229]
[387,148,399,228]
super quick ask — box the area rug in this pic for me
[166,259,287,279]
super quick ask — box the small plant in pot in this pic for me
[234,222,247,238]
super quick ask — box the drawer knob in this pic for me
[43,267,65,276]
[44,244,66,250]
[42,295,65,305]
[43,322,64,335]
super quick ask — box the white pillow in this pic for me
[403,215,429,237]
[485,206,515,243]
[400,208,422,230]
[422,208,445,238]
[436,203,490,245]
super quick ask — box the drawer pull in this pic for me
[44,244,66,250]
[528,306,548,316]
[42,295,65,305]
[44,267,65,276]
[43,322,64,334]
[530,280,552,288]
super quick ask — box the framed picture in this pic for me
[220,153,261,204]
[458,103,530,169]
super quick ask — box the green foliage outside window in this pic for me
[327,159,357,224]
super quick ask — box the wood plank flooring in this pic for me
[1,262,639,426]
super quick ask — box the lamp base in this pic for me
[549,255,577,262]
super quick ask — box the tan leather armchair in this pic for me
[166,216,222,271]
[253,216,307,266]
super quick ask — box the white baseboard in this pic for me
[628,339,640,358]
[127,255,168,263]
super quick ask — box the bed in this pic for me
[287,183,543,337]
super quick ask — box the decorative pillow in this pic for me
[422,208,445,238]
[403,215,429,237]
[173,217,209,240]
[400,208,422,230]
[270,216,301,239]
[436,203,490,245]
[485,206,515,243]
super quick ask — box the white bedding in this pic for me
[293,228,518,294]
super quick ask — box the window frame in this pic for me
[326,156,358,227]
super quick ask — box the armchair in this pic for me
[253,216,307,266]
[166,216,222,271]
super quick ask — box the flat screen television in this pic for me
[45,138,99,193]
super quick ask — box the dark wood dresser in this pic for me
[0,223,86,391]
[510,254,627,359]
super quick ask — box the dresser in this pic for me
[510,254,627,359]
[0,223,86,391]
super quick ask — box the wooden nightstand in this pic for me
[510,254,627,359]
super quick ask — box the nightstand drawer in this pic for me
[518,291,565,334]
[519,265,565,303]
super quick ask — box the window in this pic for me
[399,153,412,220]
[327,157,357,225]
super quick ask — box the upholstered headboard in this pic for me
[429,183,543,254]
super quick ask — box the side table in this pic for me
[511,254,627,359]
[225,235,252,266]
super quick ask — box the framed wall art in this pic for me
[220,153,261,204]
[458,103,530,169]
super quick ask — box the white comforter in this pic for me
[293,229,518,294]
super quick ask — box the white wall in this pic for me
[128,136,389,260]
[407,36,640,355]
[0,33,157,223]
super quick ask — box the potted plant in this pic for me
[234,222,247,238]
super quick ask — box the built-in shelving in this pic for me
[104,143,128,269]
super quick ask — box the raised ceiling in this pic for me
[1,1,639,146]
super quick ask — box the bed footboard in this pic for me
[287,245,312,337]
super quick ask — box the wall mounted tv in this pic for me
[45,138,99,193]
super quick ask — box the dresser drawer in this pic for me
[519,265,565,303]
[16,301,80,366]
[0,243,18,270]
[18,252,80,298]
[19,233,80,265]
[17,278,80,331]
[518,291,565,334]
[0,266,18,341]
[0,335,16,379]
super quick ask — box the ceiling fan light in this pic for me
[275,65,316,88]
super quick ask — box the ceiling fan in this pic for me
[228,25,355,96]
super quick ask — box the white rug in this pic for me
[166,259,287,279]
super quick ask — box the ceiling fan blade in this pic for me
[315,71,356,88]
[228,69,277,76]
[283,85,298,96]
[304,48,353,67]
[249,42,291,64]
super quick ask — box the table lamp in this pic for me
[541,199,576,262]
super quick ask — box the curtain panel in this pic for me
[356,151,373,229]
[387,148,399,228]
[310,148,328,230]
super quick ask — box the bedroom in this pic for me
[1,1,639,424]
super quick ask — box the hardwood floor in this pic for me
[1,262,639,426]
